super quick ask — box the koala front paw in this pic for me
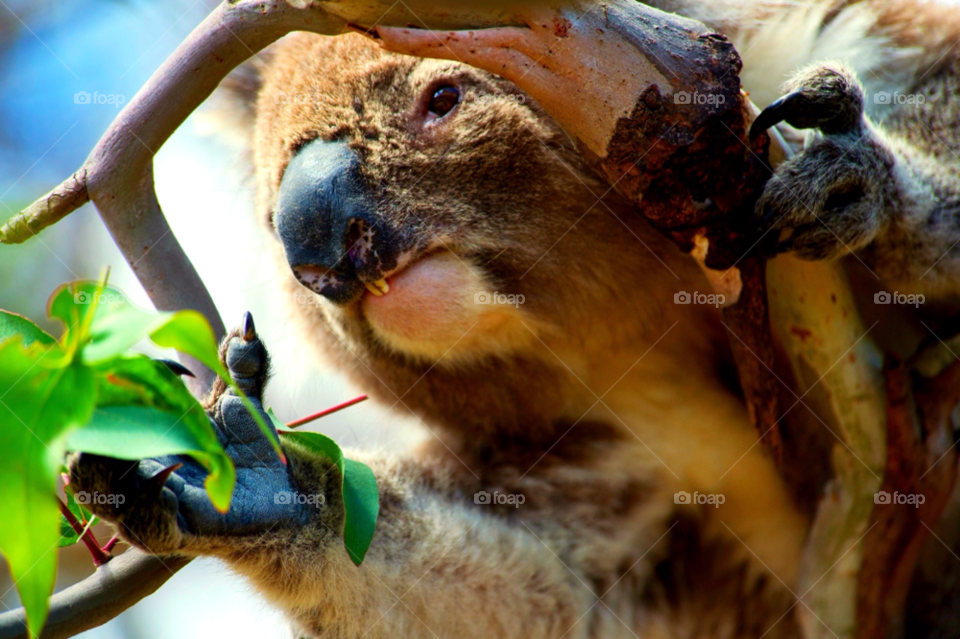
[752,64,895,260]
[68,313,313,556]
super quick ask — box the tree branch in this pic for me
[0,551,190,639]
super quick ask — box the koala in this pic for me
[70,0,960,637]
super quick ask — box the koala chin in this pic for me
[71,0,960,636]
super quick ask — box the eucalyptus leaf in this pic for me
[0,340,96,637]
[280,429,379,565]
[0,310,55,348]
[67,406,235,512]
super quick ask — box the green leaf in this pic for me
[0,311,55,348]
[59,490,98,548]
[0,277,242,637]
[49,282,282,463]
[280,430,379,565]
[341,458,379,566]
[79,355,235,512]
[267,407,292,433]
[66,406,235,512]
[46,280,117,354]
[0,341,96,637]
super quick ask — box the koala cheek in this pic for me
[361,251,532,361]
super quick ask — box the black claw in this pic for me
[143,463,182,495]
[750,91,803,138]
[242,312,257,342]
[158,359,196,378]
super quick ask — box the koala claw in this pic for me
[157,358,195,378]
[750,91,804,138]
[752,64,865,137]
[68,313,314,555]
[753,64,892,260]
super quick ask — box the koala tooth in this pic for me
[365,279,390,296]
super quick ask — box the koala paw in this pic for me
[752,64,895,260]
[67,313,312,555]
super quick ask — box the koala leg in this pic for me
[753,63,960,298]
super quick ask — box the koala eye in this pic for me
[427,86,460,119]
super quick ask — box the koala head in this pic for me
[244,33,727,438]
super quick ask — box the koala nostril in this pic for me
[293,266,344,295]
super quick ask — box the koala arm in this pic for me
[241,444,597,639]
[68,317,625,639]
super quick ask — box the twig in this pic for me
[286,395,367,429]
[0,551,190,639]
[56,497,110,567]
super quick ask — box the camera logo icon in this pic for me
[74,291,91,304]
[474,292,491,305]
[874,491,891,505]
[274,491,293,505]
[674,291,692,304]
[474,491,491,504]
[74,91,91,104]
[674,91,691,104]
[674,491,692,504]
[74,491,91,505]
[874,291,891,304]
[874,91,891,105]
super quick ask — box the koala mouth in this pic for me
[292,265,390,303]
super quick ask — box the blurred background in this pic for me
[0,1,421,636]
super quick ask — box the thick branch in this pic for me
[0,551,190,639]
[856,357,960,638]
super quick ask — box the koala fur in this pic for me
[73,1,960,637]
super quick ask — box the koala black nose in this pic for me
[275,138,394,304]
